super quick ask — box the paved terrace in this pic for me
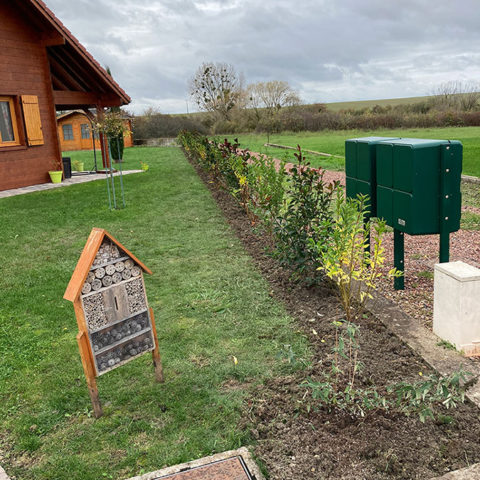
[0,170,143,199]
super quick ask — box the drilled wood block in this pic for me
[82,293,107,330]
[125,277,147,314]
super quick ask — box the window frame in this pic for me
[62,123,74,141]
[0,96,21,147]
[80,123,90,140]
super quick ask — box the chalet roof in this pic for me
[56,110,133,122]
[64,228,152,303]
[56,110,90,121]
[14,0,131,109]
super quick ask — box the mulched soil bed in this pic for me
[187,153,480,480]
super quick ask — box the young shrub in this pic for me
[317,191,401,322]
[272,145,338,283]
[302,318,471,421]
[247,154,287,233]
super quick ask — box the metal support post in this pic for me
[439,232,450,263]
[394,228,405,290]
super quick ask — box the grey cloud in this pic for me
[44,0,480,113]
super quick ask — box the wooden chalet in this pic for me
[56,110,133,152]
[0,0,130,191]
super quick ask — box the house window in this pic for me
[81,123,90,139]
[63,124,74,140]
[0,96,20,146]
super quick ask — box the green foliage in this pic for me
[108,134,125,162]
[272,145,339,282]
[246,154,286,233]
[317,192,401,321]
[436,339,457,351]
[389,369,470,423]
[302,320,471,422]
[302,320,387,418]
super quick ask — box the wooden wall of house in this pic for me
[57,114,133,152]
[0,1,62,191]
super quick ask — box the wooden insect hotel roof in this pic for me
[64,228,152,303]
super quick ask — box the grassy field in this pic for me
[325,95,431,112]
[0,147,308,480]
[232,126,480,177]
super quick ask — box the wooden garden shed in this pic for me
[56,110,133,152]
[0,0,130,191]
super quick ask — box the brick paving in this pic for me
[0,170,143,199]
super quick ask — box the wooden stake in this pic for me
[149,308,164,383]
[77,332,103,418]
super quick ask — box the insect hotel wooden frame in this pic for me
[64,228,163,418]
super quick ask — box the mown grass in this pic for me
[0,146,309,480]
[233,126,480,177]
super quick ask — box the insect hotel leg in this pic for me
[76,331,103,418]
[149,308,164,383]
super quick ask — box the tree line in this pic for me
[133,64,480,140]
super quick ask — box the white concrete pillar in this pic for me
[433,261,480,356]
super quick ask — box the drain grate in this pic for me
[156,457,253,480]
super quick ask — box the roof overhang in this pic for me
[14,0,131,110]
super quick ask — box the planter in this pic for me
[49,170,63,184]
[72,162,84,172]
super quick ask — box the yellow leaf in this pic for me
[232,356,238,366]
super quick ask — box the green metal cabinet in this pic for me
[345,136,463,290]
[376,138,462,235]
[345,137,399,217]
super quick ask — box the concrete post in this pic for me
[433,261,480,356]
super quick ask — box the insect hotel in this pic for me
[64,228,163,418]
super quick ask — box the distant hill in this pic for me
[325,95,432,111]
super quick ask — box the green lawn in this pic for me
[233,126,480,177]
[0,147,308,480]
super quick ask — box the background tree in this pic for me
[431,80,480,111]
[247,80,301,115]
[189,62,243,120]
[247,80,301,141]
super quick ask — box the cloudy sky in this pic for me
[44,0,480,115]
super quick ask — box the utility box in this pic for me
[345,136,463,290]
[376,138,462,235]
[345,137,399,217]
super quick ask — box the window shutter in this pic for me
[21,95,44,146]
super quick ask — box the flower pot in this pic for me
[49,171,63,184]
[73,162,84,172]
